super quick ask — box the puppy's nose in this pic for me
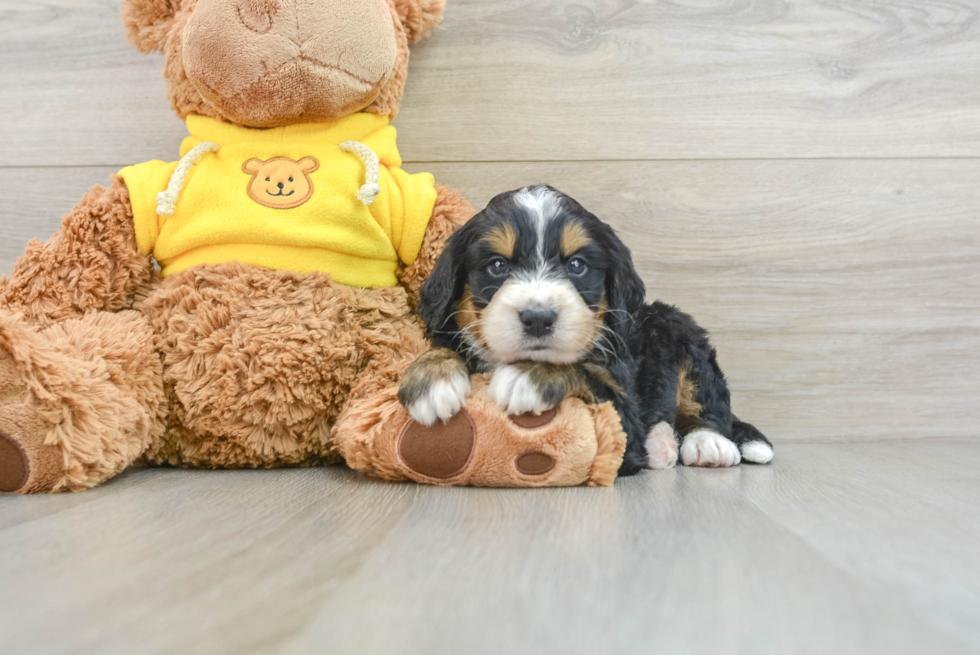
[520,309,557,338]
[277,182,285,189]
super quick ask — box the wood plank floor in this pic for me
[1,441,979,655]
[1,1,979,653]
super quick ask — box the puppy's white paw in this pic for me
[645,421,678,470]
[489,365,555,416]
[740,440,774,464]
[680,429,741,468]
[405,373,471,427]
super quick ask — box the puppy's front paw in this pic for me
[488,365,557,416]
[399,349,471,427]
[680,429,741,468]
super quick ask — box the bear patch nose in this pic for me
[277,182,284,189]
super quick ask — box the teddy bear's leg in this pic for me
[333,315,445,479]
[397,184,474,305]
[398,379,626,487]
[0,309,166,493]
[0,176,154,327]
[337,368,626,487]
[334,320,627,487]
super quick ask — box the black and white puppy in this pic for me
[399,185,774,475]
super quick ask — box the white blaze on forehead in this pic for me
[475,187,596,365]
[514,186,563,262]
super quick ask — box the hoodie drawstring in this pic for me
[339,141,382,206]
[157,141,221,216]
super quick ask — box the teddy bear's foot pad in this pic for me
[398,410,476,479]
[509,408,557,429]
[0,430,29,492]
[514,451,556,476]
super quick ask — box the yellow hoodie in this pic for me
[118,113,437,288]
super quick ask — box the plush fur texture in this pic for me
[1,0,630,493]
[411,186,773,476]
[0,310,165,492]
[124,0,442,124]
[0,176,155,327]
[393,0,446,42]
[398,184,473,307]
[180,0,398,127]
[337,375,626,487]
[0,0,469,493]
[0,185,472,492]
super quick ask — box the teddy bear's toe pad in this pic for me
[398,410,476,479]
[0,430,29,493]
[515,451,557,476]
[509,408,558,429]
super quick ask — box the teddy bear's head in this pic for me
[122,0,445,128]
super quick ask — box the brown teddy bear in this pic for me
[0,0,625,494]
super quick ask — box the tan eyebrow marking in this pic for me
[560,221,591,257]
[483,224,516,258]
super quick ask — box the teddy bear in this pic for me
[0,0,626,494]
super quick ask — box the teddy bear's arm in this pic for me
[0,176,154,326]
[397,184,473,307]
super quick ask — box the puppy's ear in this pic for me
[599,222,646,342]
[122,0,181,54]
[419,218,476,335]
[392,0,446,44]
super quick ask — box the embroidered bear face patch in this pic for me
[242,157,320,209]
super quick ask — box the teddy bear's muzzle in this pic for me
[181,0,398,127]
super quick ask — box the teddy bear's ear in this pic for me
[392,0,446,44]
[121,0,181,54]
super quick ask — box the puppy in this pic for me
[399,185,774,475]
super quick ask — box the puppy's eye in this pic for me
[288,177,294,182]
[487,257,511,277]
[265,177,271,182]
[567,257,588,277]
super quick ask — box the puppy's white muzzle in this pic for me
[481,275,597,365]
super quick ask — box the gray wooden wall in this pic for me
[2,0,978,442]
